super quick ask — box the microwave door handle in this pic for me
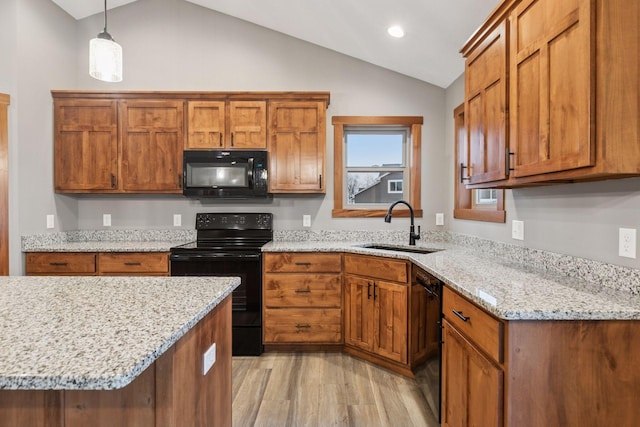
[248,157,254,186]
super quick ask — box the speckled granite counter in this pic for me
[263,241,640,321]
[0,276,239,390]
[21,229,195,252]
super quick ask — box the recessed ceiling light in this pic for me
[387,25,405,38]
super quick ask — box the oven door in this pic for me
[170,251,263,355]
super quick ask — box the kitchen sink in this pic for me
[357,244,440,255]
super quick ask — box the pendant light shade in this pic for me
[89,0,122,82]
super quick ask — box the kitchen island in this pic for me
[0,275,238,426]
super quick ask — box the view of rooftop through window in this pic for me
[344,129,408,205]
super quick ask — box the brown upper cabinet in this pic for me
[119,100,184,192]
[54,99,119,192]
[461,0,640,188]
[186,100,267,149]
[52,92,330,194]
[268,101,327,193]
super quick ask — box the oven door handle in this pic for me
[170,253,261,261]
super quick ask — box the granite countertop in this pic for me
[22,240,188,252]
[0,276,239,390]
[263,241,640,321]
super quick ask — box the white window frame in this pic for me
[343,126,410,209]
[388,179,403,194]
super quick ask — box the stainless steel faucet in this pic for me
[384,200,421,245]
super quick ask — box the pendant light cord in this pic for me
[103,0,108,33]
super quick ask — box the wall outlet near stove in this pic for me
[619,228,636,259]
[173,214,182,227]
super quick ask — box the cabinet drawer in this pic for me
[264,308,342,343]
[98,252,169,275]
[264,273,341,308]
[443,287,504,363]
[25,253,97,275]
[263,253,342,273]
[344,254,408,283]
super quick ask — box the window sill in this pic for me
[453,208,505,223]
[332,209,423,218]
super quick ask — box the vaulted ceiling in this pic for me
[50,0,499,88]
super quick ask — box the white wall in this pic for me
[7,0,78,274]
[445,74,640,270]
[68,0,448,233]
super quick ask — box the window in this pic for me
[332,116,423,218]
[453,104,506,222]
[388,180,403,194]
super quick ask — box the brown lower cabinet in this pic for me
[263,252,434,377]
[25,252,170,276]
[442,286,640,426]
[263,252,343,346]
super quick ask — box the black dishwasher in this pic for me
[412,264,443,422]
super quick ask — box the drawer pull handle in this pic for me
[295,324,311,329]
[295,262,312,266]
[452,310,470,322]
[124,262,142,266]
[295,289,311,293]
[49,262,68,266]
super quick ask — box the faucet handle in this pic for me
[416,225,421,240]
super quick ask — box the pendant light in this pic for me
[89,0,123,82]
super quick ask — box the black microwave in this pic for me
[182,150,269,199]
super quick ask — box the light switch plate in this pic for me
[46,215,55,229]
[435,213,444,226]
[619,228,637,259]
[103,214,111,227]
[512,220,524,240]
[173,214,182,227]
[303,215,311,227]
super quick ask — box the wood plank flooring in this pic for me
[232,352,439,427]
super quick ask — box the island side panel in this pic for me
[0,391,62,427]
[156,296,232,427]
[507,320,640,426]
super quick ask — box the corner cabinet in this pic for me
[461,0,640,188]
[268,101,327,193]
[344,254,428,375]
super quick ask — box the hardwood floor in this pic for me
[232,352,439,426]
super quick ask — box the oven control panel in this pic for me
[196,213,273,230]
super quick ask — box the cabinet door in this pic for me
[465,21,508,184]
[229,101,266,149]
[344,275,374,351]
[120,100,184,192]
[510,0,594,177]
[268,101,326,193]
[373,280,408,364]
[441,320,503,427]
[54,100,118,191]
[186,101,225,149]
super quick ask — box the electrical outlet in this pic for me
[103,214,111,227]
[435,213,444,226]
[203,343,216,375]
[173,214,182,227]
[619,228,637,259]
[46,215,55,229]
[512,220,524,240]
[303,215,311,227]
